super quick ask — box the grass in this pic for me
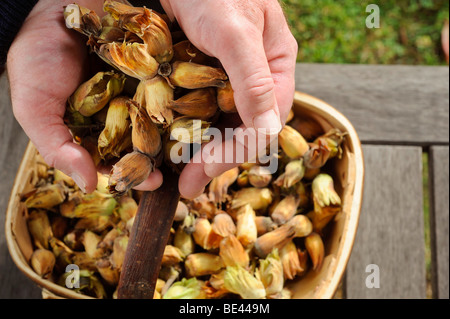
[281,0,449,65]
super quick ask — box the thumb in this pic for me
[40,130,98,194]
[12,103,98,193]
[215,28,282,136]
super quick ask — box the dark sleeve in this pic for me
[130,0,164,13]
[0,0,163,68]
[0,0,39,66]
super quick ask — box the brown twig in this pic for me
[117,166,180,299]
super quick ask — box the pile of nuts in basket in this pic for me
[24,121,346,299]
[22,0,347,299]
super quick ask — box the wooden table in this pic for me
[1,64,448,299]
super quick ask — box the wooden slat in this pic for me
[345,145,426,299]
[295,64,449,145]
[0,73,41,299]
[429,146,449,299]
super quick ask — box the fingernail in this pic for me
[71,173,86,193]
[253,109,282,135]
[184,187,205,200]
[204,164,217,178]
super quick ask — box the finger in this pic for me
[202,124,278,178]
[179,163,211,199]
[159,0,175,21]
[263,3,298,124]
[178,145,212,199]
[271,56,297,125]
[203,138,244,179]
[132,169,164,192]
[32,123,98,194]
[214,23,282,136]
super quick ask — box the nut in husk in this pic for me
[193,217,222,250]
[68,71,126,117]
[254,224,296,259]
[305,232,325,271]
[24,183,66,209]
[217,81,237,113]
[280,241,303,280]
[98,42,159,81]
[170,88,218,120]
[248,166,273,188]
[60,190,117,219]
[235,204,258,247]
[110,235,129,269]
[191,193,216,220]
[223,266,266,299]
[219,235,249,268]
[286,214,313,238]
[231,187,273,211]
[278,125,310,159]
[82,231,106,260]
[314,129,347,159]
[133,75,174,125]
[274,159,306,189]
[185,253,224,278]
[303,141,332,170]
[169,61,228,89]
[208,167,239,204]
[163,277,206,299]
[128,100,162,157]
[258,249,284,297]
[174,201,189,222]
[64,4,102,37]
[211,213,236,238]
[174,224,195,257]
[59,270,107,299]
[31,249,56,279]
[104,0,173,63]
[312,173,342,213]
[172,40,214,65]
[98,97,132,160]
[108,151,154,196]
[116,196,138,222]
[255,216,277,236]
[270,195,301,225]
[162,245,185,267]
[27,210,53,250]
[96,258,120,286]
[169,117,211,144]
[53,170,76,188]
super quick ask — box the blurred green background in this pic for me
[281,0,449,65]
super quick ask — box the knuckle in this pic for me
[289,35,299,56]
[242,72,275,99]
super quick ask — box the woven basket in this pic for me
[5,91,364,299]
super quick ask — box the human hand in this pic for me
[443,20,449,64]
[7,0,163,193]
[160,0,298,199]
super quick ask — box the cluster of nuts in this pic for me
[64,0,237,196]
